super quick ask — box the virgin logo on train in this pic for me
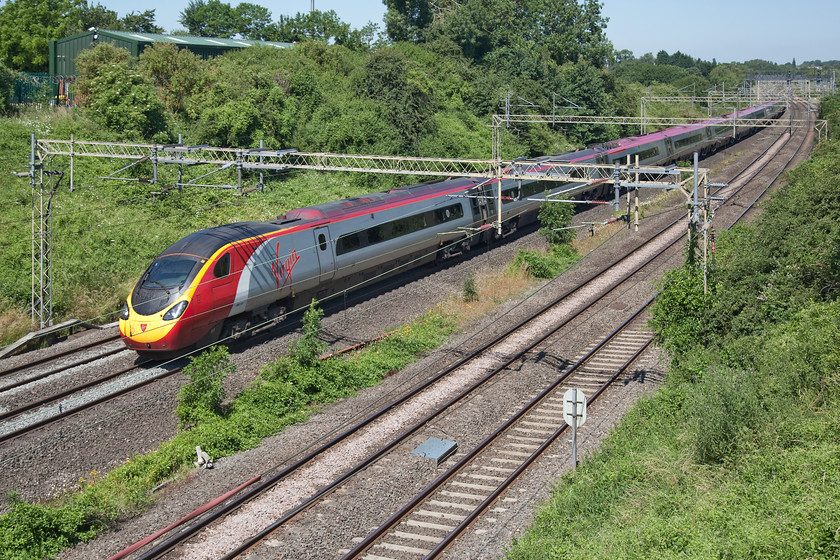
[271,245,300,289]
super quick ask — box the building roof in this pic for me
[49,29,293,76]
[82,30,293,50]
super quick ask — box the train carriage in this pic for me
[119,101,784,355]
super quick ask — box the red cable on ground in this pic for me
[107,475,261,560]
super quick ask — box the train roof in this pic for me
[280,177,478,222]
[160,221,281,260]
[545,101,780,163]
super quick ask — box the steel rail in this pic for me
[0,362,151,423]
[342,108,813,558]
[409,102,816,559]
[0,334,121,378]
[342,297,656,559]
[0,364,181,444]
[0,346,135,393]
[136,214,690,560]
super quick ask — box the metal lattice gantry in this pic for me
[34,137,702,194]
[28,135,65,329]
[491,107,826,158]
[31,136,707,327]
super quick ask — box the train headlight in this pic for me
[120,302,130,321]
[162,300,188,321]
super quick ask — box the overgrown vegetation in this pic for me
[0,2,835,558]
[506,95,840,559]
[0,0,815,344]
[174,345,231,428]
[513,196,579,279]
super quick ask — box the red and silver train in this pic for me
[119,101,783,354]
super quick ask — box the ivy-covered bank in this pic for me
[507,96,840,559]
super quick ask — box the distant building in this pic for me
[49,29,293,77]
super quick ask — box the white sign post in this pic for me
[563,388,587,468]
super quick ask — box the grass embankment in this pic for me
[507,96,840,559]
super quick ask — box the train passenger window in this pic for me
[368,225,384,244]
[636,146,660,162]
[336,232,362,255]
[521,180,545,198]
[433,204,463,224]
[318,233,328,251]
[674,133,703,149]
[213,253,230,278]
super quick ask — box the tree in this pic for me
[532,0,611,68]
[271,10,351,44]
[179,0,238,37]
[139,42,207,113]
[185,48,295,147]
[74,41,130,99]
[234,3,272,39]
[423,0,610,68]
[120,10,164,33]
[384,0,433,42]
[612,49,634,65]
[0,0,85,71]
[75,2,119,33]
[358,48,435,152]
[75,42,168,139]
[550,61,615,144]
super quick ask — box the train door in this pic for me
[484,181,498,222]
[313,226,335,282]
[209,250,235,320]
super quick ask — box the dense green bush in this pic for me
[536,196,575,245]
[0,492,101,560]
[175,345,232,428]
[513,243,578,280]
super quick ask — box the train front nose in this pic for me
[120,255,203,353]
[119,297,191,352]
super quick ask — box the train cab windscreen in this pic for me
[131,255,203,315]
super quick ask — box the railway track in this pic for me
[0,332,122,378]
[0,359,179,444]
[133,212,685,558]
[330,103,816,560]
[341,305,655,560]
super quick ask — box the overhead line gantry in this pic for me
[27,135,705,329]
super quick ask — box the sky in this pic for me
[99,0,836,65]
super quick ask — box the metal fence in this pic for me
[10,73,76,106]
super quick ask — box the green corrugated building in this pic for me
[49,29,293,76]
